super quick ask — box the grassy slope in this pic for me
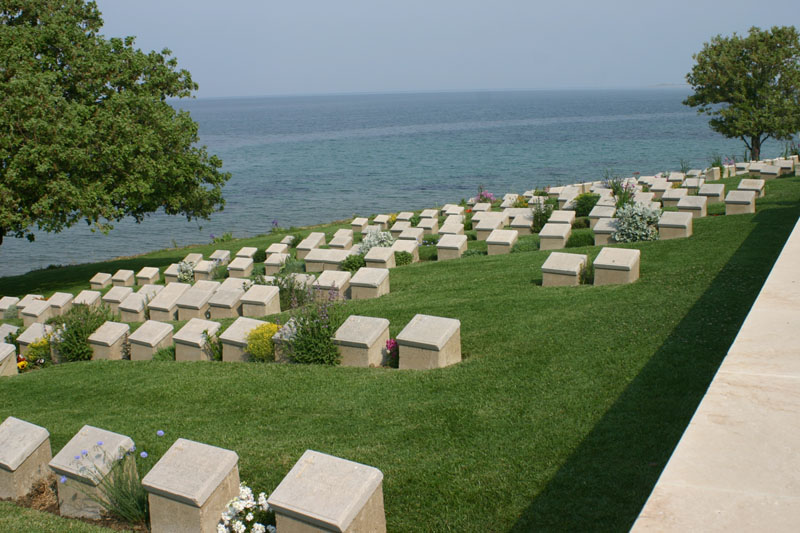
[0,176,798,532]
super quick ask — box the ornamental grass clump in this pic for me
[612,203,662,243]
[246,323,281,362]
[603,176,636,207]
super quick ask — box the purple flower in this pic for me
[59,476,67,484]
[129,444,136,453]
[81,449,88,456]
[156,430,165,437]
[96,441,103,446]
[140,451,148,458]
[74,455,81,460]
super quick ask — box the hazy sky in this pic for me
[94,0,800,98]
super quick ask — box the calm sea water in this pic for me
[0,89,780,277]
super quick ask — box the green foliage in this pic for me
[341,254,366,273]
[708,152,724,170]
[566,232,595,248]
[246,323,280,362]
[395,251,413,266]
[49,304,118,362]
[513,194,529,208]
[273,271,312,310]
[684,26,800,160]
[462,249,487,258]
[679,159,691,174]
[211,232,234,244]
[3,305,17,320]
[409,214,421,227]
[579,263,594,285]
[212,262,228,280]
[202,330,222,361]
[0,1,230,246]
[574,193,600,217]
[572,217,590,229]
[464,213,474,231]
[152,345,175,361]
[612,203,662,243]
[286,297,345,366]
[532,201,553,233]
[511,240,538,253]
[89,454,148,525]
[253,249,267,263]
[280,257,305,274]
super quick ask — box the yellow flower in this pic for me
[17,360,28,371]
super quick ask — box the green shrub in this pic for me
[253,249,267,263]
[202,330,222,361]
[574,193,600,217]
[273,271,312,310]
[395,251,413,266]
[286,297,345,365]
[50,304,118,362]
[410,214,421,227]
[421,235,440,246]
[572,217,590,229]
[532,201,553,233]
[462,249,487,258]
[152,346,175,361]
[3,305,17,320]
[566,232,595,248]
[613,203,661,243]
[280,257,305,274]
[212,263,228,280]
[580,263,594,285]
[341,254,366,273]
[288,234,302,248]
[211,232,234,244]
[246,323,281,362]
[464,213,474,231]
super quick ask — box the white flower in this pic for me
[232,520,246,533]
[216,524,228,533]
[266,525,277,533]
[232,499,245,513]
[258,493,269,511]
[239,484,254,501]
[246,513,254,522]
[252,524,266,533]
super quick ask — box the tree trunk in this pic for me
[750,136,762,161]
[0,228,4,247]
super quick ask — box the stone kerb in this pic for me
[677,195,708,218]
[193,260,216,281]
[437,234,468,261]
[136,267,160,286]
[210,249,231,266]
[241,285,280,318]
[541,252,588,287]
[350,268,390,300]
[219,317,265,362]
[235,247,256,259]
[101,286,133,314]
[17,323,53,357]
[89,273,112,290]
[73,290,101,308]
[725,190,757,215]
[0,343,16,377]
[737,178,765,198]
[227,256,254,278]
[0,296,20,315]
[364,246,396,269]
[391,239,419,263]
[593,247,641,286]
[16,294,44,319]
[351,217,368,233]
[697,183,725,204]
[390,221,411,238]
[658,211,693,240]
[0,416,52,500]
[174,318,221,361]
[49,425,134,519]
[142,438,240,533]
[486,229,518,255]
[538,223,571,250]
[21,298,52,328]
[333,315,390,367]
[148,283,191,322]
[475,217,503,241]
[208,289,245,320]
[314,271,351,301]
[268,449,386,533]
[397,314,461,370]
[587,206,616,229]
[128,320,174,361]
[111,269,135,287]
[661,187,688,208]
[593,217,618,246]
[548,210,575,225]
[88,321,130,360]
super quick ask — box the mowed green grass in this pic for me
[1,176,798,532]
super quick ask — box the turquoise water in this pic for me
[0,89,781,276]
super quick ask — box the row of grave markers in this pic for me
[0,416,387,532]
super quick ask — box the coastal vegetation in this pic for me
[1,173,798,531]
[0,0,229,247]
[684,25,800,161]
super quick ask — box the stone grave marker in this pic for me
[397,314,461,370]
[541,252,587,287]
[241,285,280,317]
[333,315,390,367]
[111,269,135,287]
[350,268,390,300]
[0,416,52,499]
[593,247,641,286]
[88,321,129,360]
[174,318,221,361]
[219,317,265,362]
[89,273,112,290]
[658,211,693,240]
[128,320,173,361]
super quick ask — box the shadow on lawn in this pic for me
[511,204,800,532]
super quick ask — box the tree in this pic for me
[0,0,231,246]
[684,26,800,161]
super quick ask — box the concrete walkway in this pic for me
[632,216,800,531]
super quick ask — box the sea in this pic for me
[0,89,783,277]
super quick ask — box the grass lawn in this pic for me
[1,175,798,531]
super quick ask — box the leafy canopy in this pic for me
[0,0,231,245]
[684,26,800,160]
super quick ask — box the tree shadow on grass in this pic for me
[511,205,800,532]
